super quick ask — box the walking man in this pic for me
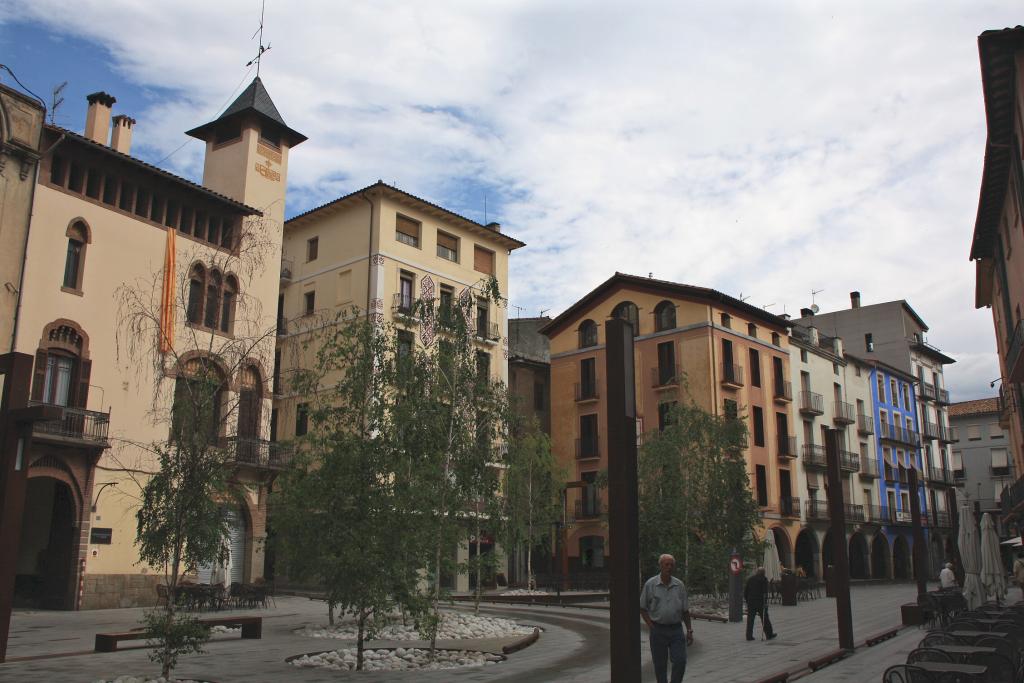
[744,567,777,641]
[640,554,693,683]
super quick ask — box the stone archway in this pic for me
[795,528,819,578]
[15,477,78,609]
[893,535,911,580]
[772,527,793,571]
[848,532,870,579]
[871,532,891,579]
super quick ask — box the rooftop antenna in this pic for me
[810,287,824,309]
[763,302,775,311]
[50,81,67,125]
[539,309,549,318]
[738,293,750,303]
[246,0,272,77]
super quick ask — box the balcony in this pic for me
[919,382,936,402]
[805,499,829,521]
[927,466,953,487]
[228,437,293,470]
[280,257,294,284]
[574,499,604,520]
[799,391,824,416]
[936,388,950,405]
[776,436,797,459]
[838,450,860,473]
[28,401,111,449]
[857,413,874,435]
[865,505,892,524]
[879,422,920,447]
[999,384,1016,430]
[575,382,599,403]
[780,496,801,518]
[845,504,865,523]
[938,424,955,444]
[475,320,501,343]
[576,436,600,460]
[932,511,951,528]
[859,458,879,478]
[392,292,423,320]
[1001,474,1024,516]
[773,380,792,403]
[721,363,744,389]
[922,421,940,440]
[833,401,856,425]
[651,367,678,390]
[802,443,827,468]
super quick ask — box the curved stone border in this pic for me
[285,647,508,671]
[502,627,540,655]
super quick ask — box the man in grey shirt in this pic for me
[640,554,693,683]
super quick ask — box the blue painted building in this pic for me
[869,360,928,579]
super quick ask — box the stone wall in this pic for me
[81,573,161,609]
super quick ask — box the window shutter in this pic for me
[474,246,494,274]
[437,232,457,252]
[992,448,1008,468]
[31,350,48,402]
[76,359,92,409]
[951,450,962,469]
[396,216,419,239]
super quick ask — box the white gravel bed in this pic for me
[688,594,729,620]
[296,611,534,641]
[209,625,240,634]
[93,677,204,683]
[290,647,504,672]
[500,589,549,596]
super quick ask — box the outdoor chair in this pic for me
[974,635,1018,671]
[920,631,966,647]
[881,664,933,683]
[907,648,953,664]
[228,582,243,609]
[965,651,1016,683]
[917,594,940,630]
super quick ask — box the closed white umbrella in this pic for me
[980,513,1007,603]
[763,530,782,582]
[958,506,984,609]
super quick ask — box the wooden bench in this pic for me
[807,649,850,671]
[94,616,262,652]
[864,628,899,647]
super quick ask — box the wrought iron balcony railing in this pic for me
[777,435,797,458]
[859,458,879,478]
[923,421,940,439]
[839,450,860,473]
[228,437,293,470]
[933,511,951,528]
[833,401,856,425]
[1002,474,1024,515]
[802,443,827,468]
[393,292,422,318]
[773,380,792,403]
[475,320,501,342]
[865,505,893,524]
[857,413,874,435]
[879,422,920,447]
[805,499,829,520]
[574,499,604,520]
[799,391,824,415]
[938,424,955,444]
[927,466,952,486]
[936,388,950,405]
[28,400,111,447]
[780,496,801,517]
[894,511,913,526]
[721,363,744,387]
[280,257,294,283]
[845,504,865,522]
[919,382,936,402]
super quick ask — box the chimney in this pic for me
[111,115,136,155]
[84,91,116,144]
[800,307,814,318]
[485,221,501,233]
[850,291,861,309]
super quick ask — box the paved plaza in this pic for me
[0,581,992,682]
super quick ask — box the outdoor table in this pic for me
[930,644,997,662]
[949,630,1008,643]
[913,661,987,680]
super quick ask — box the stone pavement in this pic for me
[0,582,950,682]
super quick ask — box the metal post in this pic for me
[605,318,640,683]
[824,427,854,651]
[728,549,743,622]
[0,353,34,662]
[908,468,928,597]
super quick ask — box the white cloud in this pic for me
[4,0,1017,399]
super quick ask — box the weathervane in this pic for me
[245,0,272,77]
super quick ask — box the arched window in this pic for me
[62,220,90,292]
[204,270,222,329]
[578,319,598,348]
[187,264,205,324]
[221,275,238,333]
[172,357,226,444]
[611,301,639,336]
[654,301,676,332]
[31,320,91,409]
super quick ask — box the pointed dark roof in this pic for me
[186,77,306,146]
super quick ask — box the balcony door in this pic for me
[780,470,793,515]
[42,354,75,406]
[237,367,261,442]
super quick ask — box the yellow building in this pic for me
[10,78,303,608]
[274,182,524,589]
[540,273,796,574]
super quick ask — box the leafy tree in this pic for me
[499,413,563,590]
[638,386,761,595]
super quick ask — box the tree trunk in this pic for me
[356,610,366,671]
[474,510,482,614]
[328,600,335,626]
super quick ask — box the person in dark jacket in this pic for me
[744,567,777,641]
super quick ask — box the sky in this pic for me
[0,0,1019,402]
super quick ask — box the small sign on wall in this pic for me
[90,527,113,545]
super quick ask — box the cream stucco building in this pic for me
[9,77,303,609]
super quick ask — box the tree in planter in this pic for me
[638,389,761,596]
[273,310,431,671]
[114,215,279,679]
[498,413,563,591]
